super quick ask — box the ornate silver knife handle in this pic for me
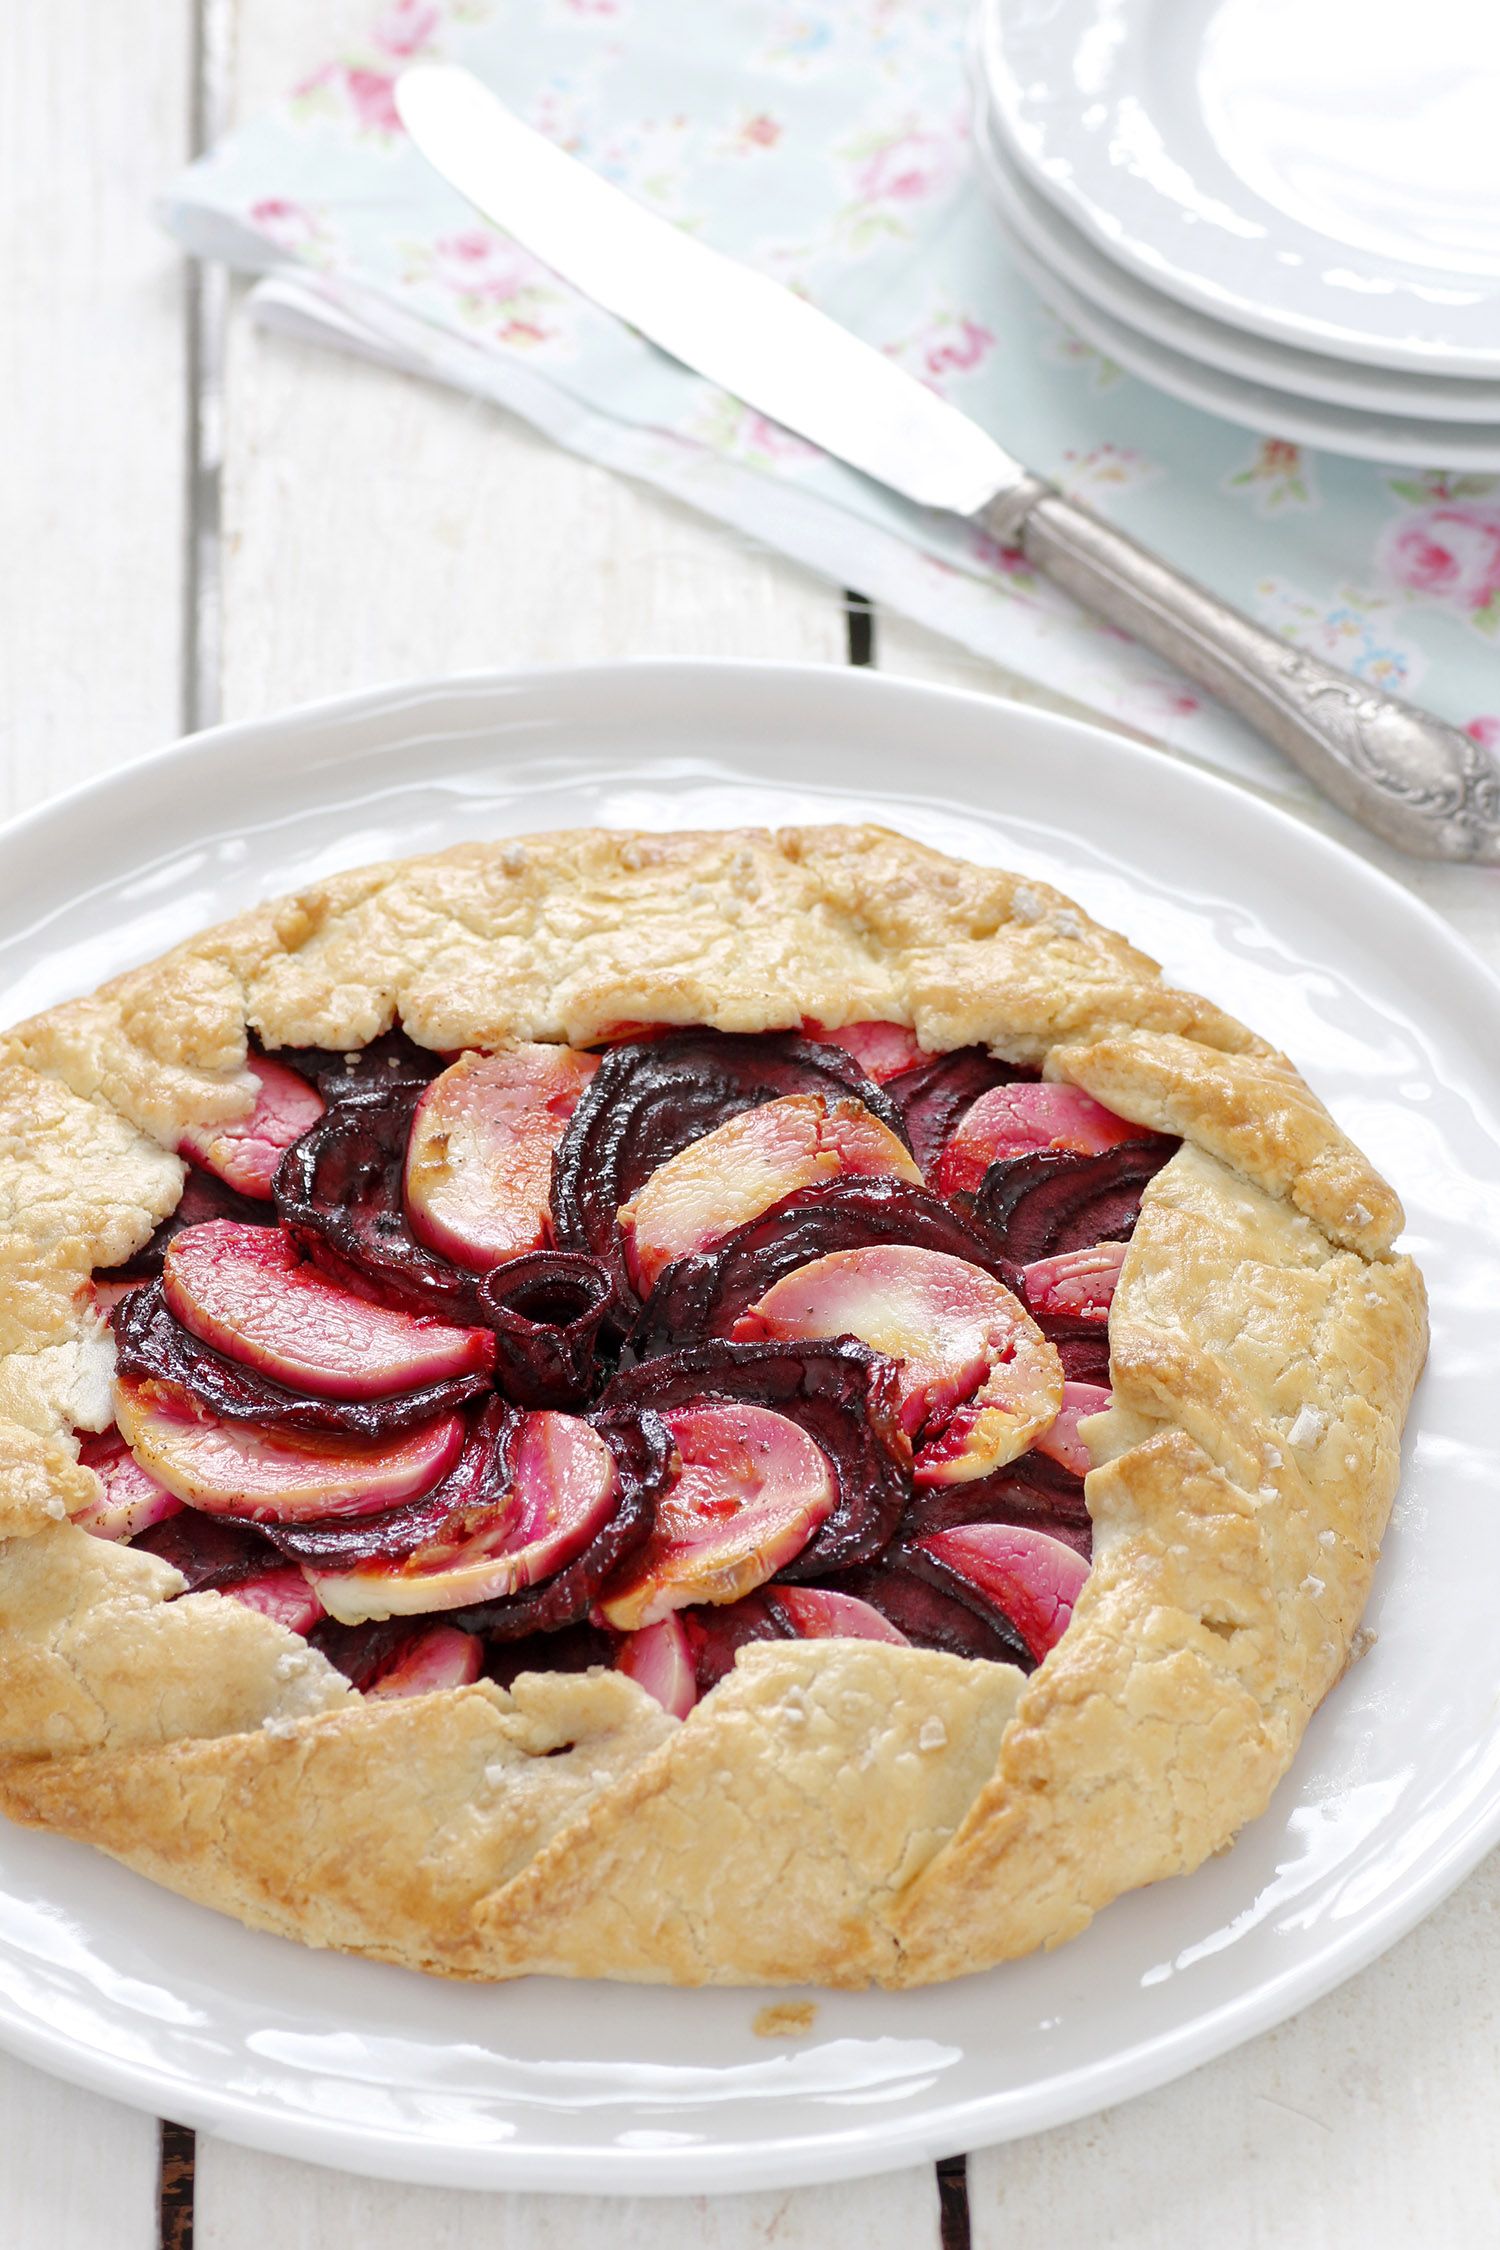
[984,484,1500,862]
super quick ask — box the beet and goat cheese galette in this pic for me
[0,826,1427,1987]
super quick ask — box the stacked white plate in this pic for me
[971,0,1500,466]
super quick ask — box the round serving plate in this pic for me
[972,115,1500,469]
[1,662,1497,2194]
[979,0,1500,376]
[969,71,1500,425]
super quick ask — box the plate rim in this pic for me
[3,654,1499,2194]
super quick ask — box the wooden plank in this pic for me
[0,2060,159,2248]
[969,1851,1500,2250]
[0,2,192,2243]
[197,2139,940,2250]
[218,0,842,725]
[0,0,192,815]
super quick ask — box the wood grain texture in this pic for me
[0,2053,158,2250]
[969,1849,1500,2250]
[0,0,191,817]
[194,2140,941,2250]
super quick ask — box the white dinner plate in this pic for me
[971,104,1500,468]
[980,0,1500,375]
[970,70,1500,426]
[1,663,1498,2194]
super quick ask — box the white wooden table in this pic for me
[5,6,1498,2244]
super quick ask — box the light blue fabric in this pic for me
[162,0,1500,785]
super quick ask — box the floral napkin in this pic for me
[162,0,1500,792]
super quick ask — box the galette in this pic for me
[0,825,1427,1987]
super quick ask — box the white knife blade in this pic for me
[394,63,1021,518]
[392,61,1500,862]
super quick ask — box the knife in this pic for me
[395,63,1500,863]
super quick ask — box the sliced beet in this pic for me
[629,1176,1017,1355]
[114,1281,491,1439]
[969,1137,1179,1264]
[272,1031,445,1105]
[680,1590,795,1692]
[919,1523,1088,1663]
[450,1407,673,1641]
[900,1447,1093,1560]
[99,1163,279,1286]
[311,1615,432,1693]
[818,1555,1033,1671]
[600,1337,911,1579]
[133,1510,283,1593]
[477,1249,618,1408]
[935,1082,1146,1196]
[884,1049,1033,1179]
[262,1398,520,1569]
[483,1619,615,1690]
[273,1081,483,1319]
[551,1030,910,1303]
[1032,1314,1112,1385]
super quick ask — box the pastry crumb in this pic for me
[1337,1625,1377,1682]
[1010,883,1044,924]
[918,1715,948,1752]
[1301,1574,1325,1598]
[44,1496,67,1519]
[753,2002,818,2040]
[498,841,529,875]
[1318,1528,1337,1548]
[1349,1201,1373,1228]
[1050,908,1085,940]
[1287,1405,1326,1448]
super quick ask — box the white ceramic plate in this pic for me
[971,104,1500,468]
[2,663,1497,2195]
[970,67,1500,425]
[981,0,1500,375]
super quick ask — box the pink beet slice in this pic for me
[918,1522,1089,1662]
[114,1372,465,1523]
[775,1585,911,1647]
[75,1427,183,1543]
[163,1221,494,1400]
[1033,1381,1112,1478]
[618,1092,921,1292]
[219,1565,324,1636]
[308,1410,619,1624]
[366,1625,484,1699]
[405,1045,599,1271]
[179,1057,325,1201]
[615,1614,697,1717]
[936,1082,1144,1197]
[599,1402,835,1630]
[803,1020,926,1083]
[736,1244,1062,1485]
[1022,1239,1127,1321]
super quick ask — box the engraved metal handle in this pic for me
[983,485,1500,862]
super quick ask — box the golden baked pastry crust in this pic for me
[0,824,1427,1985]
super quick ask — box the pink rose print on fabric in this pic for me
[403,230,562,348]
[1378,503,1500,636]
[925,317,993,378]
[372,1,441,58]
[856,126,955,207]
[293,64,403,140]
[1467,717,1500,750]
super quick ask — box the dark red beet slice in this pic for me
[272,1031,445,1105]
[114,1281,491,1439]
[477,1249,617,1408]
[450,1408,673,1641]
[133,1510,283,1593]
[817,1554,1033,1670]
[261,1398,520,1569]
[628,1176,1017,1356]
[600,1337,910,1579]
[551,1030,910,1303]
[1032,1315,1113,1385]
[99,1163,279,1286]
[884,1049,1033,1179]
[483,1619,615,1690]
[680,1591,794,1692]
[968,1137,1178,1264]
[901,1447,1093,1560]
[311,1616,434,1693]
[273,1081,483,1319]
